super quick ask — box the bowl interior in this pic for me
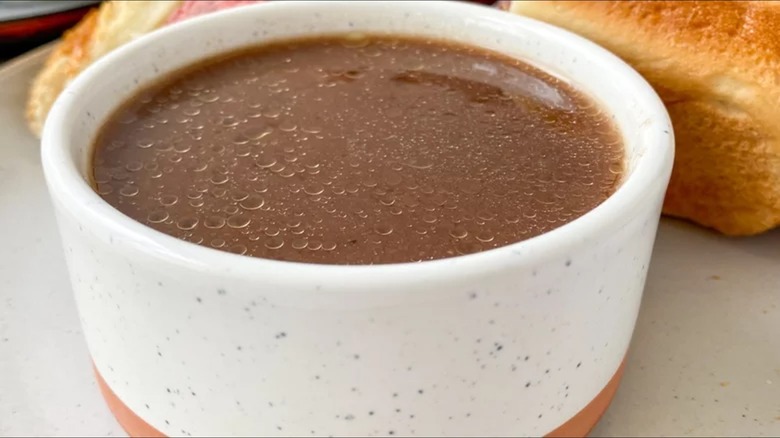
[42,0,673,281]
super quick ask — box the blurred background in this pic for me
[0,0,497,62]
[0,1,99,60]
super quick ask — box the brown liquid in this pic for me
[92,35,624,265]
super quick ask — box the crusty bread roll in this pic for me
[28,0,779,236]
[26,1,181,136]
[25,1,264,137]
[504,1,780,236]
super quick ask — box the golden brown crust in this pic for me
[27,1,780,235]
[26,8,98,137]
[25,1,181,137]
[507,1,780,235]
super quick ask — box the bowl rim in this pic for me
[41,0,674,287]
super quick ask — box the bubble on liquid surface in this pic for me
[119,184,139,197]
[125,161,143,172]
[210,173,229,185]
[475,231,495,243]
[304,183,324,196]
[229,244,248,255]
[255,156,277,169]
[176,216,199,230]
[449,225,469,239]
[265,237,285,249]
[160,195,179,206]
[227,215,251,229]
[245,126,273,140]
[374,224,393,236]
[204,215,226,229]
[92,35,623,264]
[147,210,169,223]
[240,195,265,210]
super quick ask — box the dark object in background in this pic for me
[0,1,99,60]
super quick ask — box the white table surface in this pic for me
[1,46,778,438]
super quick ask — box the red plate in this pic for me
[0,1,98,58]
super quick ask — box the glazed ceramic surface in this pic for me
[40,1,673,436]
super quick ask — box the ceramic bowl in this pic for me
[41,1,674,436]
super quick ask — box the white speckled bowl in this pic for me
[41,1,673,436]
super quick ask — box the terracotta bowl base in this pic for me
[95,360,625,437]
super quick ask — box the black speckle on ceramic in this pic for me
[63,2,666,436]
